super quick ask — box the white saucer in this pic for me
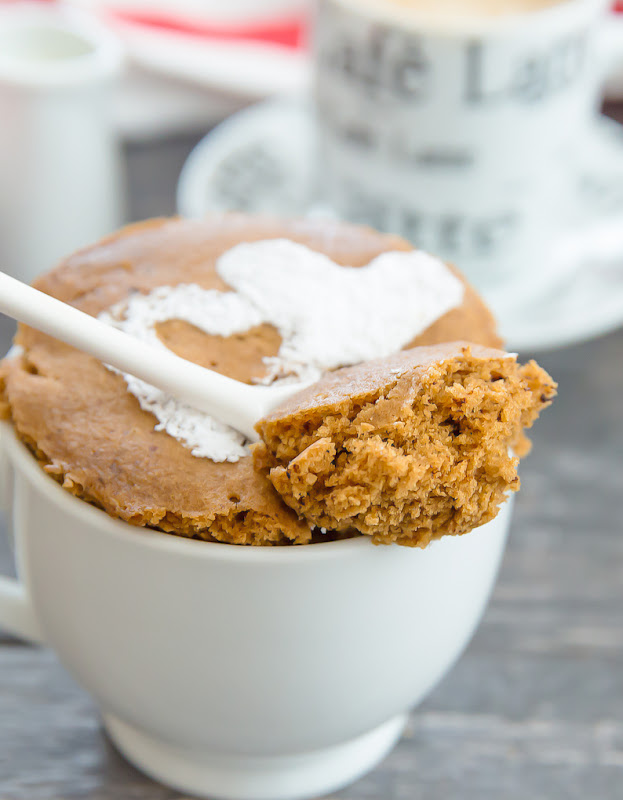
[177,100,623,353]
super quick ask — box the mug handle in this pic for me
[0,424,43,643]
[562,13,623,261]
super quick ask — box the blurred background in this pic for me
[1,1,623,798]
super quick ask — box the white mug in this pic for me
[0,415,512,800]
[314,0,623,300]
[0,4,123,285]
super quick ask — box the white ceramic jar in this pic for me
[0,4,123,284]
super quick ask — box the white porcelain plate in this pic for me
[177,99,623,353]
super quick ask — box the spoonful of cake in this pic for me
[0,271,308,441]
[254,342,556,545]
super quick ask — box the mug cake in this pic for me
[0,213,554,546]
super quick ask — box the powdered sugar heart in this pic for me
[101,239,464,462]
[217,239,464,380]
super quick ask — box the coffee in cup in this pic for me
[364,0,566,20]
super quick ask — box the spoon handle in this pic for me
[0,272,264,440]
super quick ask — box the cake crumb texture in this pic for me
[255,342,556,547]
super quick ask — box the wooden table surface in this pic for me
[1,134,623,800]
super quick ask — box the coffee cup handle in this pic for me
[0,424,43,643]
[556,14,623,265]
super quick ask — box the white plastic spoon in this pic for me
[0,272,312,441]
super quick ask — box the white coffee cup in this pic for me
[0,4,123,285]
[0,415,512,800]
[314,0,623,298]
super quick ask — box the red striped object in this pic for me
[109,9,306,49]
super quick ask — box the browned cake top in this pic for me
[0,214,502,545]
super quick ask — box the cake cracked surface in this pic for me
[254,342,556,547]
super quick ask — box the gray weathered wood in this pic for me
[1,132,622,799]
